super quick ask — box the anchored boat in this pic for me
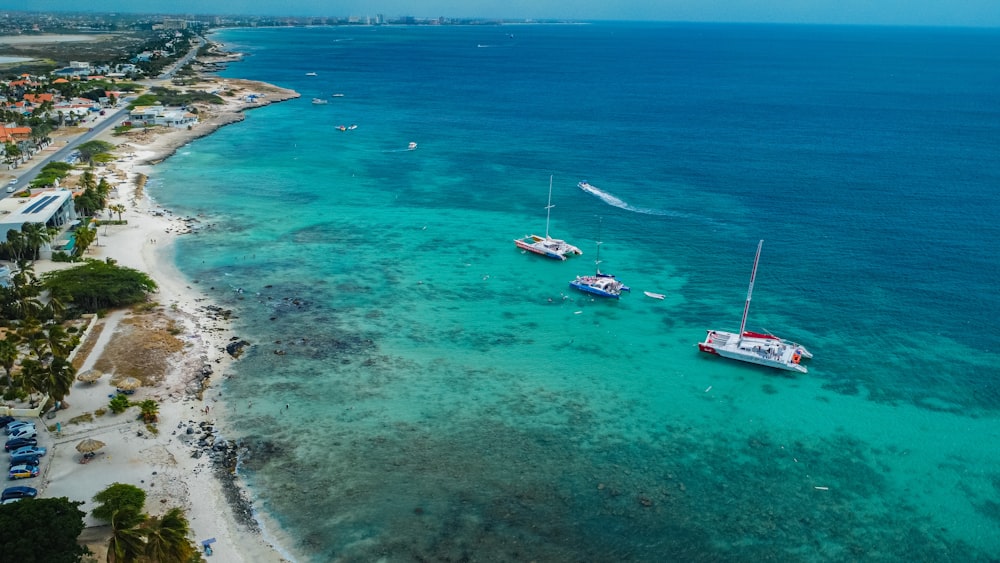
[697,240,812,373]
[569,219,629,298]
[514,176,582,260]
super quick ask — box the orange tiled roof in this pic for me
[23,93,54,103]
[52,78,70,84]
[0,125,32,143]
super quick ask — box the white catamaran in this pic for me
[698,240,812,373]
[514,176,582,260]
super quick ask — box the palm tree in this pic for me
[81,170,97,191]
[73,224,97,256]
[138,400,159,423]
[0,339,18,389]
[41,355,76,402]
[20,222,52,261]
[110,203,127,222]
[43,322,72,357]
[5,229,26,263]
[143,507,195,563]
[107,507,148,563]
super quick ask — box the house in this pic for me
[128,105,198,128]
[0,124,32,143]
[0,189,79,255]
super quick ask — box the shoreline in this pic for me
[34,57,302,561]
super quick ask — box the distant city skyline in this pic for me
[15,1,1000,28]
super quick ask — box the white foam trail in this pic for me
[577,182,670,216]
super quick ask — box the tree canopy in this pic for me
[42,259,157,312]
[75,140,116,162]
[92,483,146,526]
[0,497,88,563]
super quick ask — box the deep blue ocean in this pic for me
[148,23,1000,561]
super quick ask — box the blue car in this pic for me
[1,485,37,501]
[8,464,39,480]
[9,445,46,458]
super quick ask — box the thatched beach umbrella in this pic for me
[115,376,141,391]
[75,438,106,453]
[77,369,102,383]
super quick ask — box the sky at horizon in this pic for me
[14,1,1000,28]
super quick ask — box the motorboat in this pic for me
[697,240,812,373]
[311,98,328,104]
[644,291,665,300]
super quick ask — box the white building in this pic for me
[128,105,198,128]
[0,189,79,258]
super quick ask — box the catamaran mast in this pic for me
[737,240,764,344]
[595,217,603,275]
[544,175,554,240]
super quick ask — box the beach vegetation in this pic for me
[41,259,158,312]
[138,399,159,423]
[73,225,98,257]
[0,496,89,562]
[20,222,54,261]
[128,86,225,110]
[109,204,127,222]
[142,507,196,563]
[31,160,73,188]
[93,483,147,525]
[108,506,148,563]
[77,140,116,163]
[108,393,130,414]
[94,483,199,563]
[70,412,96,424]
[95,408,107,417]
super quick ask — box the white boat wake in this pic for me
[577,181,670,216]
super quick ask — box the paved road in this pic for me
[2,35,206,200]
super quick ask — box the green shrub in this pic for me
[108,394,130,414]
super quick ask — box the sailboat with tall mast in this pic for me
[514,176,582,260]
[697,240,812,373]
[569,218,629,298]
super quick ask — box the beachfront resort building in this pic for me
[0,189,79,257]
[128,105,198,128]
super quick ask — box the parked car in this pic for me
[8,464,39,480]
[9,445,46,458]
[0,416,13,428]
[4,420,33,434]
[4,437,37,452]
[1,485,37,501]
[7,427,35,440]
[9,452,41,465]
[8,456,38,469]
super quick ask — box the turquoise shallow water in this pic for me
[149,23,1000,561]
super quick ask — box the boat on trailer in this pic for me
[514,176,582,260]
[697,240,812,373]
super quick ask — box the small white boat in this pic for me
[643,291,665,300]
[347,124,357,130]
[698,240,812,373]
[408,142,418,150]
[311,98,328,105]
[305,72,318,76]
[332,93,345,97]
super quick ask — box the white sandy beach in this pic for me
[23,73,301,562]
